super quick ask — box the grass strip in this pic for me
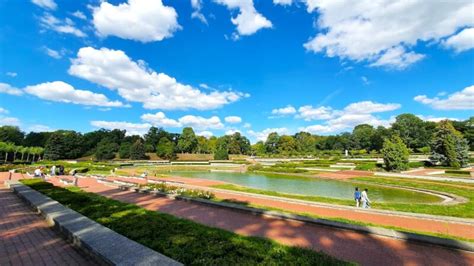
[21,179,350,266]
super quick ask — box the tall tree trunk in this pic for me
[21,152,25,161]
[32,154,36,162]
[27,153,30,162]
[13,152,17,161]
[4,152,8,163]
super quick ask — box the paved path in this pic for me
[0,174,96,266]
[44,175,474,266]
[107,174,474,240]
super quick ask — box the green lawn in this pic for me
[21,179,350,266]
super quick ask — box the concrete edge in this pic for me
[4,180,182,266]
[172,195,474,253]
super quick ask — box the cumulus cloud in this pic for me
[24,81,127,107]
[39,13,86,37]
[298,101,400,134]
[247,127,290,142]
[91,121,152,136]
[414,85,474,110]
[271,105,296,116]
[296,105,334,121]
[416,115,461,122]
[140,112,181,128]
[69,47,245,110]
[31,0,56,10]
[0,83,23,96]
[442,28,474,53]
[141,112,225,130]
[28,124,54,132]
[214,0,272,38]
[191,0,207,24]
[303,0,474,69]
[0,107,8,114]
[92,0,180,42]
[273,0,293,6]
[225,116,242,123]
[226,129,241,135]
[0,116,21,126]
[196,131,213,138]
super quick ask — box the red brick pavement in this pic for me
[0,177,96,266]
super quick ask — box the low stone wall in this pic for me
[5,181,182,266]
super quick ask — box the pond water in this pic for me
[170,171,442,204]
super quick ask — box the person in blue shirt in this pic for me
[354,187,361,207]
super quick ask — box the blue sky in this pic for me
[0,0,473,142]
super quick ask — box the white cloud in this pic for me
[303,0,474,69]
[92,0,180,42]
[31,0,56,10]
[0,116,21,126]
[42,47,62,59]
[247,127,290,142]
[343,101,401,114]
[214,0,272,37]
[296,105,334,121]
[0,107,8,114]
[271,105,296,116]
[69,47,245,110]
[140,112,181,127]
[273,0,293,6]
[24,81,127,107]
[71,11,87,20]
[414,85,474,110]
[226,129,241,135]
[225,116,242,123]
[416,115,461,122]
[442,28,474,53]
[243,122,251,128]
[191,0,207,24]
[141,112,225,130]
[297,100,399,134]
[39,13,86,37]
[197,131,213,138]
[6,72,17,77]
[178,115,224,130]
[28,124,54,132]
[0,83,23,96]
[91,121,151,136]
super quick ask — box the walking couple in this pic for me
[354,187,370,208]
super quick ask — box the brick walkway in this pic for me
[0,179,96,265]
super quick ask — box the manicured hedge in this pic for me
[21,179,349,265]
[445,170,471,176]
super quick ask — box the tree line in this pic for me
[0,114,471,165]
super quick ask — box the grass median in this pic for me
[21,179,350,266]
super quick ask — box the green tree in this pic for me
[265,132,280,154]
[95,139,118,161]
[0,126,24,145]
[370,126,391,151]
[278,135,296,154]
[144,127,169,152]
[251,141,266,156]
[130,140,147,160]
[294,132,315,154]
[391,114,432,149]
[452,117,474,151]
[430,120,469,168]
[214,136,229,160]
[44,134,65,160]
[228,132,251,155]
[177,127,198,153]
[351,124,375,150]
[118,142,132,159]
[23,132,52,147]
[156,137,176,160]
[381,135,410,171]
[196,136,210,153]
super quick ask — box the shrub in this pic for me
[354,163,378,171]
[381,135,410,172]
[445,170,471,176]
[247,164,264,171]
[408,161,425,168]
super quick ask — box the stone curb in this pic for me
[174,195,474,253]
[5,181,182,266]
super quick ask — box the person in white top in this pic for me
[361,188,371,208]
[34,168,42,177]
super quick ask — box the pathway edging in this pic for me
[5,180,182,266]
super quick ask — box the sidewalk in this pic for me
[47,175,474,266]
[0,175,96,266]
